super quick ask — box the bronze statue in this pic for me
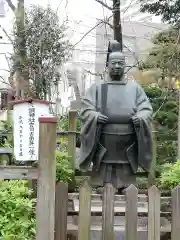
[79,41,153,190]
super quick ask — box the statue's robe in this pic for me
[79,79,153,188]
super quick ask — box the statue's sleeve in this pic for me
[133,83,153,172]
[79,84,100,171]
[134,83,153,120]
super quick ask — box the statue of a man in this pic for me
[79,49,153,191]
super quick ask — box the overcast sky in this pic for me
[0,0,106,77]
[0,0,161,82]
[1,0,105,42]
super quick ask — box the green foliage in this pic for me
[139,27,180,79]
[11,4,71,99]
[140,0,180,24]
[57,138,68,152]
[144,86,178,166]
[0,119,14,165]
[0,180,35,239]
[159,161,180,189]
[0,120,13,149]
[58,114,81,147]
[58,114,81,132]
[56,150,73,184]
[0,151,74,238]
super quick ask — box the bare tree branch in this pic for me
[73,15,113,47]
[4,54,11,70]
[0,69,10,72]
[73,21,104,47]
[95,0,113,10]
[96,17,113,29]
[84,68,104,79]
[153,93,167,118]
[0,25,13,44]
[5,0,16,12]
[0,76,11,87]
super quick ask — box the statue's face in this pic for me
[108,52,125,80]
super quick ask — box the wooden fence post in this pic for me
[148,186,160,240]
[125,185,138,240]
[148,129,157,187]
[102,184,115,240]
[78,181,92,240]
[68,110,77,171]
[36,116,57,240]
[55,182,68,240]
[171,186,180,240]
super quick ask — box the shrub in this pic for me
[159,161,180,189]
[0,180,35,240]
[56,138,68,152]
[0,120,13,149]
[144,86,178,167]
[0,151,74,239]
[56,150,74,184]
[58,114,81,147]
[58,114,81,132]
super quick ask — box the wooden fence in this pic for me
[55,181,179,240]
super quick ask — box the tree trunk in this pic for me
[113,0,123,50]
[15,0,30,98]
[16,0,26,67]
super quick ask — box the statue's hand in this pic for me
[97,113,108,124]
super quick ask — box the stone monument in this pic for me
[79,40,153,191]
